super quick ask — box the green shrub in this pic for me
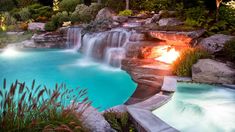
[103,110,136,132]
[18,7,31,21]
[118,10,133,16]
[59,0,82,12]
[45,22,57,31]
[173,48,210,77]
[222,39,235,62]
[0,79,89,131]
[27,4,53,20]
[51,11,70,28]
[137,0,171,11]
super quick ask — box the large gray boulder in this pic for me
[199,34,235,53]
[95,8,116,21]
[158,18,183,26]
[192,59,235,84]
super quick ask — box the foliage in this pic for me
[220,38,235,62]
[103,110,136,132]
[118,10,133,16]
[172,48,210,77]
[51,11,70,28]
[184,7,209,27]
[27,4,53,20]
[1,12,17,26]
[0,0,16,11]
[45,21,57,31]
[0,79,89,131]
[59,0,82,12]
[130,0,176,11]
[219,3,235,27]
[18,7,31,21]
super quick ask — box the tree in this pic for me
[126,0,129,9]
[216,0,223,21]
[97,0,101,4]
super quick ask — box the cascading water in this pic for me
[82,28,132,67]
[66,27,82,50]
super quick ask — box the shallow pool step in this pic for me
[127,106,179,132]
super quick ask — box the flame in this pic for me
[155,46,180,64]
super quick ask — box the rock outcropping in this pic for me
[192,59,235,84]
[199,34,235,53]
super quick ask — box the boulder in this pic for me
[199,34,235,53]
[28,22,45,31]
[158,18,184,26]
[145,14,161,24]
[95,8,116,21]
[192,59,235,84]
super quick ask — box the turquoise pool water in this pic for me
[0,48,136,110]
[153,83,235,132]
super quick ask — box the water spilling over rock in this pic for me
[81,28,132,67]
[66,27,82,49]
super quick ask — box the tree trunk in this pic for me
[84,0,91,6]
[216,0,222,22]
[126,0,129,10]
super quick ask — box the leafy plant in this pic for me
[0,0,16,11]
[172,48,210,77]
[0,79,90,131]
[103,110,136,132]
[118,10,133,16]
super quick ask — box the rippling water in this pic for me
[153,83,235,132]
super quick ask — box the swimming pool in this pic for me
[153,83,235,132]
[0,48,136,110]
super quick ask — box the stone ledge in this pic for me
[127,106,178,132]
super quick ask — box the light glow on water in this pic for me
[153,83,235,132]
[1,47,22,58]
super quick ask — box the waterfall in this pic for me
[66,27,82,50]
[82,28,131,67]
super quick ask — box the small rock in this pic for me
[199,34,235,53]
[158,18,184,26]
[192,59,235,84]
